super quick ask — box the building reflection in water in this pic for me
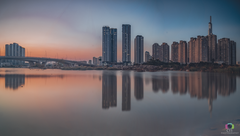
[102,72,117,109]
[5,74,25,90]
[187,73,236,113]
[122,72,131,111]
[152,75,169,93]
[134,73,143,100]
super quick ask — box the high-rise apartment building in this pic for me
[218,38,232,65]
[161,43,169,63]
[178,41,187,64]
[102,26,117,65]
[5,43,25,65]
[88,60,92,64]
[208,34,217,62]
[231,41,236,65]
[188,38,196,63]
[145,51,151,62]
[93,57,98,65]
[171,42,178,62]
[134,35,144,64]
[122,24,131,64]
[152,43,160,60]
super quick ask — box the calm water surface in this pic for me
[0,68,239,136]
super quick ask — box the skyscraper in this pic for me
[145,51,151,62]
[231,41,236,65]
[188,38,196,63]
[207,16,218,62]
[134,35,144,64]
[5,43,25,65]
[102,26,117,65]
[171,42,178,62]
[161,43,169,63]
[208,16,212,35]
[218,38,232,65]
[122,24,131,64]
[152,43,160,60]
[178,41,187,64]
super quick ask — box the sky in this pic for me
[0,0,240,61]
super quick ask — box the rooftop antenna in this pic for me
[210,16,212,23]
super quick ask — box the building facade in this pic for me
[102,26,117,65]
[145,51,151,62]
[134,35,144,64]
[161,43,169,63]
[122,24,131,64]
[231,41,236,65]
[5,43,25,65]
[217,38,231,65]
[93,57,98,65]
[188,38,196,63]
[152,43,160,60]
[178,41,187,64]
[171,42,178,62]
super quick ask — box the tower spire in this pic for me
[210,16,212,23]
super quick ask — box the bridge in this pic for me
[0,56,94,66]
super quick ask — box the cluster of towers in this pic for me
[170,16,236,65]
[94,16,236,66]
[93,24,144,65]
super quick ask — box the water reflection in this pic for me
[134,73,144,100]
[122,72,131,111]
[0,74,65,90]
[99,72,237,113]
[152,75,169,93]
[102,72,117,109]
[5,74,25,90]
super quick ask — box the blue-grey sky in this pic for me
[0,0,239,61]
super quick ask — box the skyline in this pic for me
[0,0,240,61]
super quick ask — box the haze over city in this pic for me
[0,0,239,61]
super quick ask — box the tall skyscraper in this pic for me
[207,16,218,62]
[171,42,178,62]
[145,51,151,62]
[178,41,187,64]
[122,24,131,64]
[102,26,117,65]
[231,41,236,65]
[161,43,169,63]
[194,36,208,62]
[188,38,196,63]
[208,16,212,35]
[5,43,25,65]
[134,35,144,64]
[218,38,232,65]
[152,43,160,60]
[111,28,117,63]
